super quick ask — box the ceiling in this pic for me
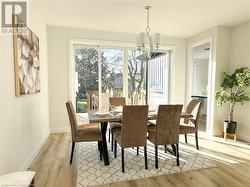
[32,0,250,38]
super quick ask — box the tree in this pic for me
[128,50,145,92]
[215,67,250,121]
[75,48,145,100]
[75,48,99,98]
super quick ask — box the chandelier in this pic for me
[136,6,161,58]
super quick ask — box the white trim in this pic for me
[19,129,50,170]
[187,37,215,137]
[168,48,175,103]
[68,40,76,106]
[69,38,136,48]
[50,126,70,133]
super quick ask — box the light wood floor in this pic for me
[31,133,250,187]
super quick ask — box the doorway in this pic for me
[189,41,213,135]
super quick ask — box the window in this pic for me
[127,50,146,105]
[150,53,168,93]
[73,43,171,113]
[149,52,170,107]
[75,47,99,112]
[101,48,123,96]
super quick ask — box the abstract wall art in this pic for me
[13,15,40,96]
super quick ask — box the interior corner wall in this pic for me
[47,26,186,133]
[0,2,49,174]
[230,21,250,142]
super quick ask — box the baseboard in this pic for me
[50,126,70,133]
[238,134,250,143]
[19,129,50,171]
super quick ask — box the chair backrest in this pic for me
[66,101,77,140]
[109,97,126,107]
[155,105,183,145]
[121,105,148,148]
[184,99,202,128]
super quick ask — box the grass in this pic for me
[76,98,87,113]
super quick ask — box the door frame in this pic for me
[187,37,215,136]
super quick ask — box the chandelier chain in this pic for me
[145,6,151,35]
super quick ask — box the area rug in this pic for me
[77,141,216,186]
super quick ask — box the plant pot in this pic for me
[224,120,237,134]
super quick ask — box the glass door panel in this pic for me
[149,52,169,108]
[100,48,124,109]
[75,46,99,113]
[127,50,146,105]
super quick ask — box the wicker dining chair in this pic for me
[179,99,202,150]
[113,105,149,172]
[66,101,103,164]
[147,105,183,168]
[109,97,126,151]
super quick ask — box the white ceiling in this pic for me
[32,0,250,38]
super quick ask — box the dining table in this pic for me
[85,110,193,166]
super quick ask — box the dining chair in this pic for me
[179,99,202,150]
[109,97,126,151]
[66,101,103,164]
[147,105,183,169]
[113,105,148,172]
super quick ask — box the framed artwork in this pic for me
[12,15,40,96]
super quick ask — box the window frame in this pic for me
[68,38,173,109]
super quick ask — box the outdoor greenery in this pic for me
[76,99,87,113]
[215,67,250,121]
[74,48,145,111]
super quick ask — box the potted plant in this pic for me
[216,67,250,134]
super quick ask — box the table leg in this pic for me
[171,144,176,156]
[101,122,109,165]
[164,145,176,156]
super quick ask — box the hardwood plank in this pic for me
[30,133,250,187]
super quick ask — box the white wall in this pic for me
[47,26,186,132]
[230,21,250,142]
[0,2,50,174]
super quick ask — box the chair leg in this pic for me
[98,141,102,160]
[70,142,75,164]
[114,140,117,158]
[111,133,114,151]
[195,132,199,150]
[121,148,125,173]
[108,128,111,142]
[137,147,139,155]
[164,145,167,153]
[184,134,187,143]
[176,144,179,166]
[144,146,148,169]
[155,145,158,169]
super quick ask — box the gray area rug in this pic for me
[77,141,216,186]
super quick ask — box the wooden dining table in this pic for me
[87,110,193,166]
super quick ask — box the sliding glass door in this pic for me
[74,44,170,113]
